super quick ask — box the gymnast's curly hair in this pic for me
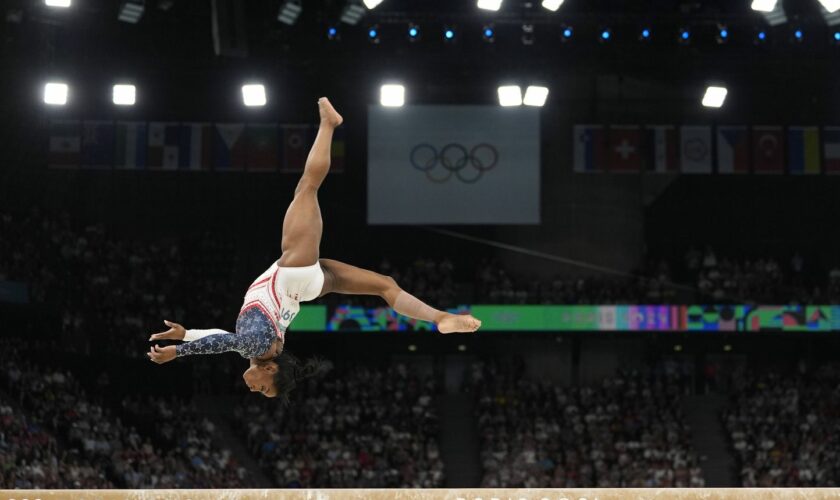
[271,351,332,404]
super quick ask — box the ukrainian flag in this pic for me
[788,126,821,174]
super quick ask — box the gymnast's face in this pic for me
[243,361,278,398]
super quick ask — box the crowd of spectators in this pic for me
[234,362,445,488]
[723,364,840,486]
[0,338,250,488]
[683,246,840,304]
[465,359,705,488]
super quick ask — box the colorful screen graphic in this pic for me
[295,304,840,332]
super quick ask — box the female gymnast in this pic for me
[147,98,481,400]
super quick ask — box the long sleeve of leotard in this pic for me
[175,329,270,359]
[183,328,231,342]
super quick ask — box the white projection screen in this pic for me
[367,105,540,224]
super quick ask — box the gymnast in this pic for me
[147,97,481,400]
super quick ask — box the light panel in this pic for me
[241,84,267,107]
[477,0,503,11]
[702,86,728,108]
[523,86,549,107]
[45,0,71,7]
[751,0,777,12]
[497,85,522,107]
[44,82,68,105]
[541,0,564,11]
[380,84,405,107]
[112,84,136,106]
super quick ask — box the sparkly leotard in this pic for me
[174,261,323,359]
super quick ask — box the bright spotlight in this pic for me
[541,0,564,12]
[755,29,767,44]
[716,24,729,44]
[363,0,384,9]
[793,28,804,41]
[600,28,612,41]
[408,23,420,41]
[380,84,405,107]
[561,25,573,41]
[45,0,71,7]
[112,84,136,106]
[368,25,380,43]
[241,84,267,107]
[523,86,549,107]
[702,86,727,108]
[483,24,495,42]
[751,0,777,12]
[444,26,456,41]
[834,31,840,42]
[327,26,339,40]
[497,85,522,107]
[640,27,652,40]
[818,0,840,13]
[477,0,502,11]
[44,82,68,105]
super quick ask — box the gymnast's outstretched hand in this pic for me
[148,344,177,364]
[148,320,186,341]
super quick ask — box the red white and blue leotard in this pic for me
[174,261,324,359]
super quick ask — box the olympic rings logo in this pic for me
[409,143,499,184]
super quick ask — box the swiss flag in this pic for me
[608,126,642,172]
[752,126,784,174]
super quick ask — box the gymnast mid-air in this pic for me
[147,97,482,399]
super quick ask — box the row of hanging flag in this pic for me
[46,120,345,172]
[573,124,840,174]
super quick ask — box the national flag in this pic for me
[716,126,750,174]
[114,122,147,169]
[607,125,642,172]
[752,126,784,174]
[212,123,246,170]
[643,125,677,173]
[48,120,81,168]
[148,122,181,170]
[572,125,606,173]
[280,125,313,173]
[823,127,840,174]
[679,126,712,174]
[331,125,345,173]
[178,123,212,171]
[788,126,821,175]
[245,124,279,172]
[80,121,115,168]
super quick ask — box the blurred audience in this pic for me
[723,364,840,486]
[234,362,445,488]
[465,359,705,488]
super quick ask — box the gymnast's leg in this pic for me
[277,97,342,268]
[318,258,481,334]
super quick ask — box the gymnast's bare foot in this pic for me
[437,313,482,334]
[318,97,343,128]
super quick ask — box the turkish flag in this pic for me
[752,126,784,174]
[608,126,642,172]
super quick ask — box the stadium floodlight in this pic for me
[277,0,302,25]
[523,86,549,107]
[340,1,366,25]
[112,84,136,106]
[118,0,145,23]
[817,0,840,26]
[363,0,383,9]
[751,0,776,12]
[753,0,787,26]
[380,84,405,107]
[497,85,522,107]
[702,86,727,108]
[477,0,503,11]
[44,82,68,105]
[241,84,267,107]
[818,0,840,13]
[45,0,71,7]
[541,0,564,12]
